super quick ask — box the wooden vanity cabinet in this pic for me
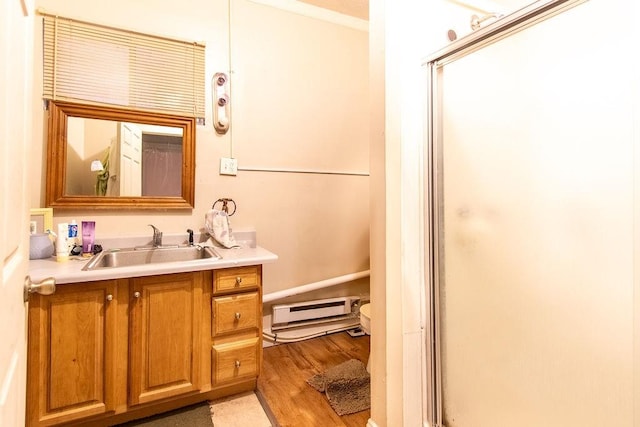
[26,266,263,427]
[26,279,119,427]
[211,266,262,387]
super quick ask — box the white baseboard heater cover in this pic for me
[272,296,359,326]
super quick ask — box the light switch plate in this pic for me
[220,157,238,176]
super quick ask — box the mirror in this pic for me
[46,101,195,209]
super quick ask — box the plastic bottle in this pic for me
[68,220,78,252]
[56,223,69,262]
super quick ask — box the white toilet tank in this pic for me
[360,303,371,335]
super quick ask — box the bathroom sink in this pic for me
[82,245,221,271]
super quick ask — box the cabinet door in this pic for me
[26,280,118,426]
[129,272,202,405]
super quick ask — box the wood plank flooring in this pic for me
[257,332,370,427]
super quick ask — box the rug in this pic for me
[115,402,213,426]
[307,359,370,416]
[210,391,272,426]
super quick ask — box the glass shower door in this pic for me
[431,1,636,425]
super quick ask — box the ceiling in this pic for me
[297,0,369,21]
[294,0,536,23]
[445,0,538,14]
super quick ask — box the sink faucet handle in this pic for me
[187,229,194,246]
[148,224,162,247]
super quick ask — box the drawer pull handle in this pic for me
[235,312,241,320]
[106,294,113,302]
[134,291,141,299]
[235,360,241,368]
[235,277,242,286]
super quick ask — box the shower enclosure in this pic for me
[424,0,638,425]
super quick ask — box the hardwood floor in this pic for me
[257,332,370,427]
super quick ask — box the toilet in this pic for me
[359,303,371,372]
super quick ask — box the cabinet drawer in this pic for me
[212,292,259,336]
[214,266,260,293]
[212,337,259,384]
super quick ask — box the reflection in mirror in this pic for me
[46,101,195,210]
[65,118,183,197]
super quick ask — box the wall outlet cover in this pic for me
[220,157,238,176]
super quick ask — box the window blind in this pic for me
[42,14,205,119]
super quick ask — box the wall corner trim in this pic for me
[247,0,369,31]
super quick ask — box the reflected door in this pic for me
[432,1,636,426]
[119,122,142,196]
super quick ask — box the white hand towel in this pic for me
[205,209,240,248]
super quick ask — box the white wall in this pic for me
[64,117,85,195]
[370,0,471,425]
[368,0,386,423]
[31,0,369,298]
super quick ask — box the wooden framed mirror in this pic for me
[45,101,195,210]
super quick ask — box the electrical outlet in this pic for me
[220,157,238,176]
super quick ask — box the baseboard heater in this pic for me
[271,296,360,331]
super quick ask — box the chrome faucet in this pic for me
[149,224,163,247]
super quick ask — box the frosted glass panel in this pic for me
[437,2,635,426]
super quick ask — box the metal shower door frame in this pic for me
[421,0,586,425]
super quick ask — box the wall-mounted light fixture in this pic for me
[213,72,230,134]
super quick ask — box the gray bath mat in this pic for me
[307,359,370,416]
[115,402,213,426]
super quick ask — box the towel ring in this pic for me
[213,198,236,216]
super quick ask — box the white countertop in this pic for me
[28,244,278,285]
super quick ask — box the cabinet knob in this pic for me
[106,294,113,301]
[235,360,241,368]
[234,312,241,320]
[134,291,141,299]
[235,277,242,286]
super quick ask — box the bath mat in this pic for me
[210,391,272,426]
[115,402,213,426]
[307,358,370,416]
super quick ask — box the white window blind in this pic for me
[42,14,205,119]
